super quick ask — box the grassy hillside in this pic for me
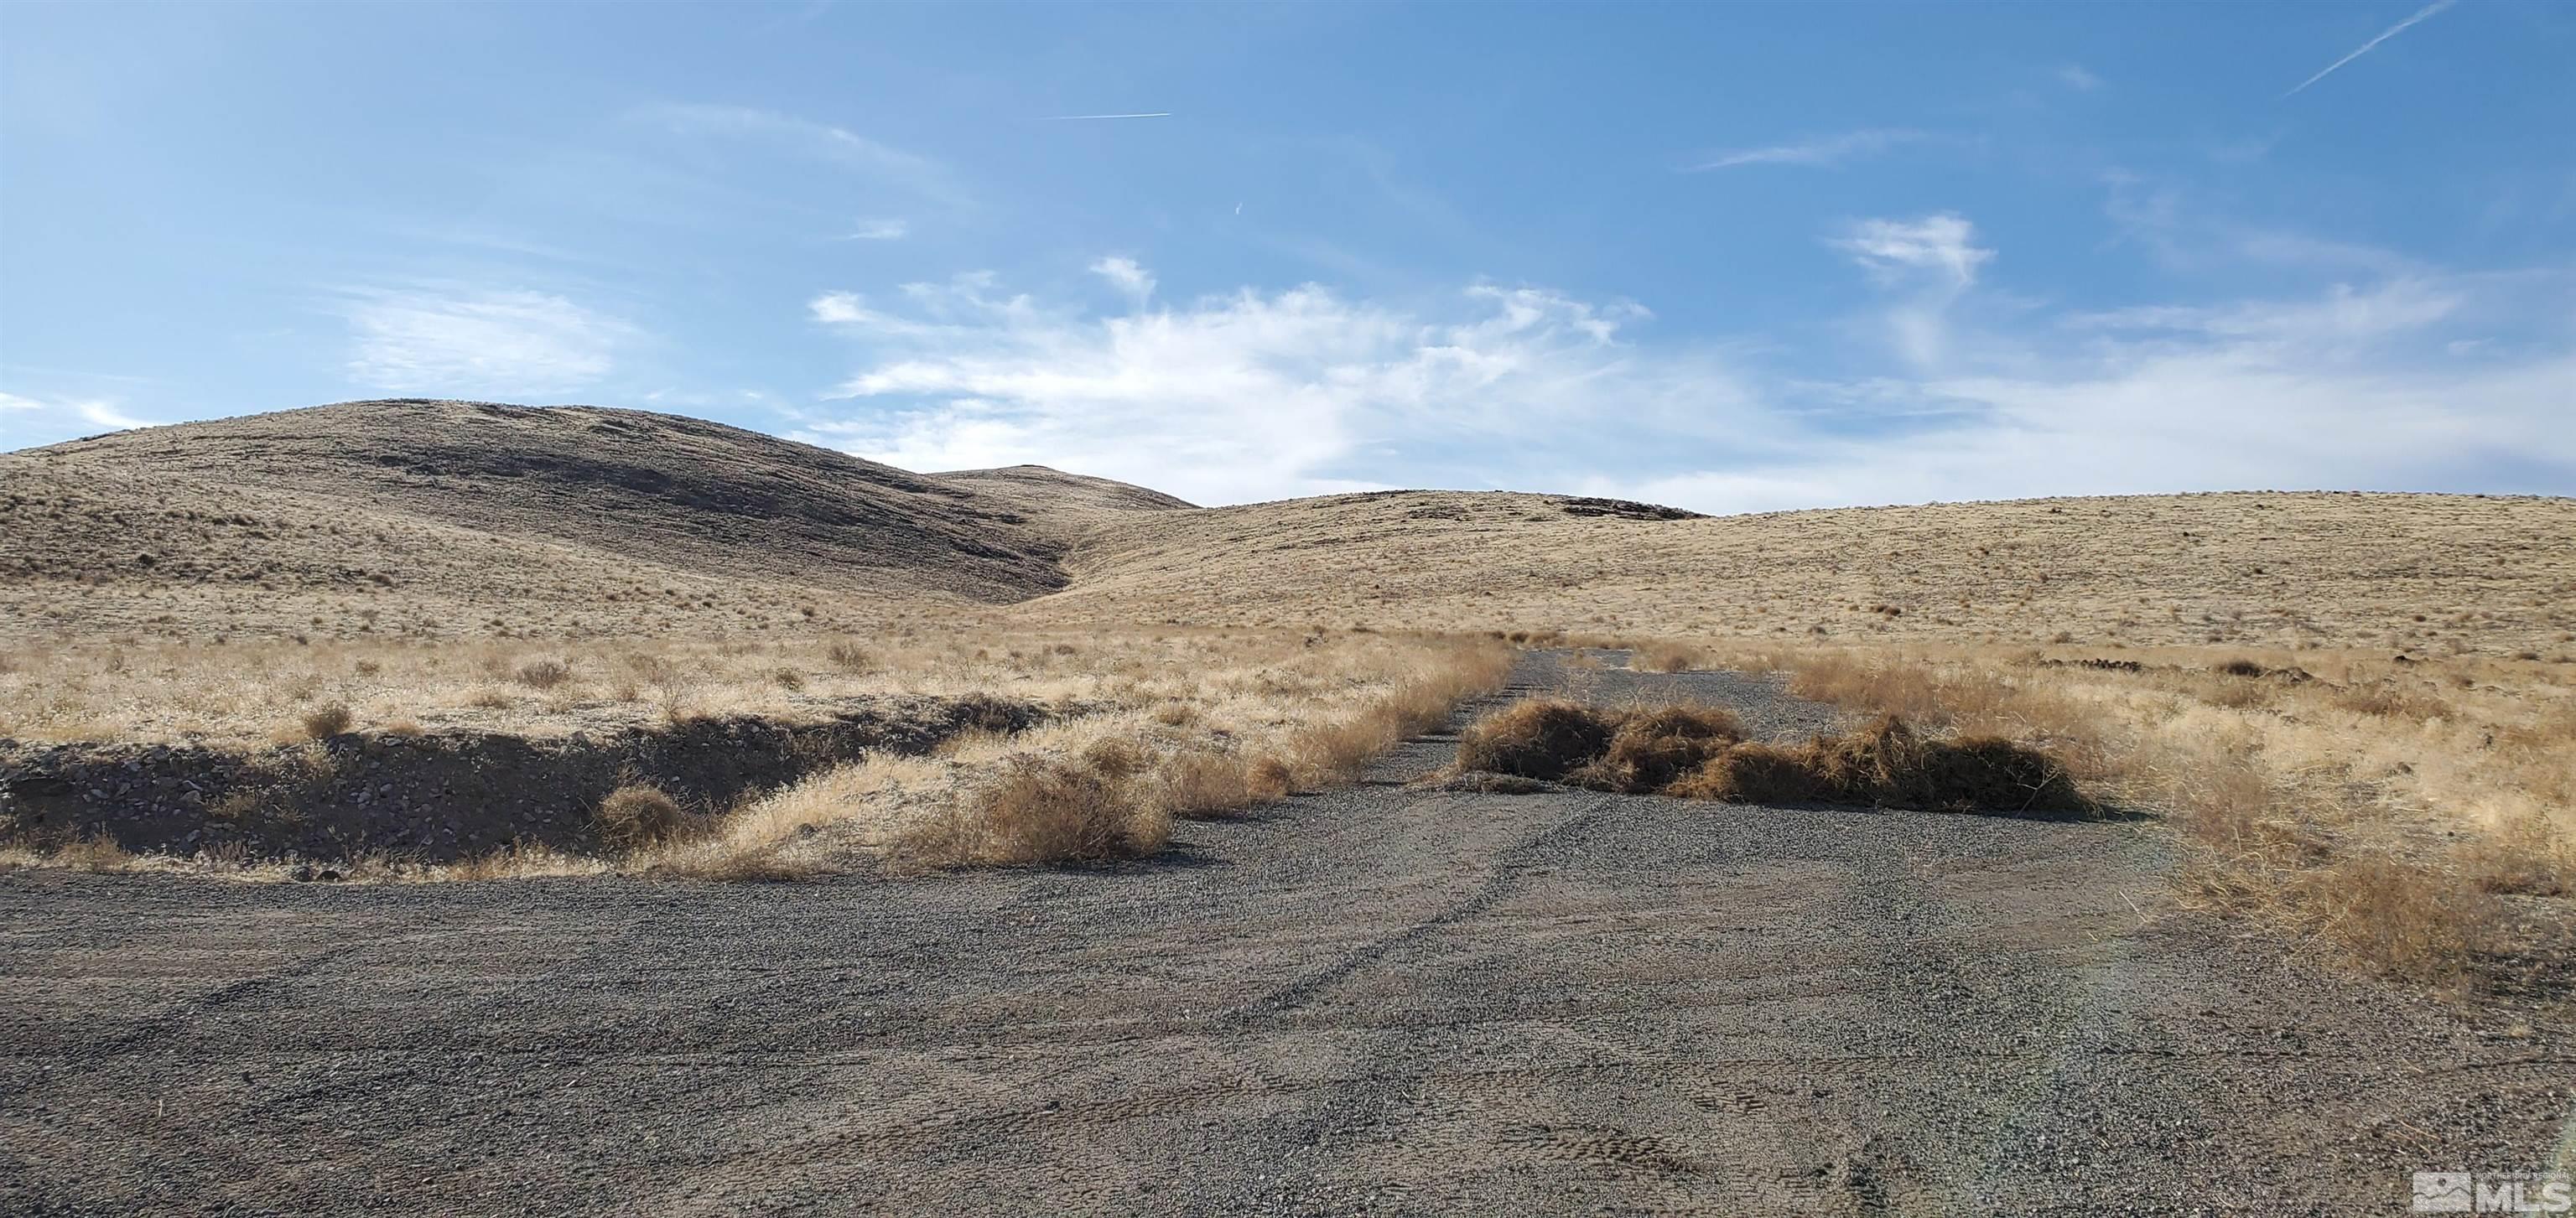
[1,400,1182,641]
[8,402,2569,659]
[1032,489,2576,656]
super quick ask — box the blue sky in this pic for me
[3,1,2570,511]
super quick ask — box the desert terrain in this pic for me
[4,400,2573,1214]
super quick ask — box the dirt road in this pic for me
[4,656,2568,1215]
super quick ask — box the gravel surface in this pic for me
[3,653,2568,1216]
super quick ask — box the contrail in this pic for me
[2284,0,2456,96]
[1039,111,1172,121]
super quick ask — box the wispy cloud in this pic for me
[1680,128,1929,173]
[840,217,909,241]
[2055,64,2103,91]
[1038,111,1171,121]
[339,286,636,396]
[1089,256,1155,302]
[1833,214,1993,287]
[2285,0,2457,97]
[1831,213,1996,367]
[0,391,155,445]
[636,102,973,207]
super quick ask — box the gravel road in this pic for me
[4,652,2569,1215]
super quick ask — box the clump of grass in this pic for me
[1457,698,1618,780]
[1667,741,1828,803]
[1456,697,2085,815]
[1628,640,1706,674]
[1080,736,1153,780]
[595,783,698,849]
[825,640,875,672]
[1152,749,1293,818]
[50,834,134,873]
[1571,703,1742,793]
[514,658,573,690]
[299,703,353,740]
[901,757,1170,867]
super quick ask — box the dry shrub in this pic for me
[1803,714,1933,803]
[1571,703,1742,793]
[1687,718,2083,813]
[1457,696,2084,815]
[514,658,573,689]
[1152,702,1200,727]
[2189,845,2488,984]
[902,757,1168,867]
[1080,736,1152,780]
[1912,735,2089,812]
[1457,698,1618,780]
[825,640,875,672]
[51,834,133,873]
[1153,749,1291,818]
[300,703,353,739]
[2463,811,2574,897]
[1249,754,1296,796]
[1668,741,1828,803]
[595,783,697,849]
[1628,640,1706,673]
[2330,683,2443,720]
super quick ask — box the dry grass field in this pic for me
[4,399,2570,983]
[1035,488,2576,656]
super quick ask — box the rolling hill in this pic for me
[5,399,2571,655]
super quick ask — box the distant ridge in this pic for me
[6,399,2568,654]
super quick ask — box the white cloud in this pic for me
[842,217,909,241]
[1681,129,1929,173]
[1089,256,1155,302]
[340,286,635,396]
[0,391,154,446]
[792,249,2573,514]
[1831,214,1998,367]
[793,265,1719,503]
[2055,64,2103,91]
[636,103,972,207]
[1833,213,1993,288]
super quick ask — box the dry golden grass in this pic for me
[1457,699,1621,780]
[0,626,1465,745]
[1628,640,1709,673]
[897,756,1172,868]
[1032,490,2576,659]
[1575,704,1744,793]
[1661,639,2575,982]
[606,630,1514,876]
[595,784,696,849]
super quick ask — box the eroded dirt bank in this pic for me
[1,656,2567,1215]
[0,695,1041,863]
